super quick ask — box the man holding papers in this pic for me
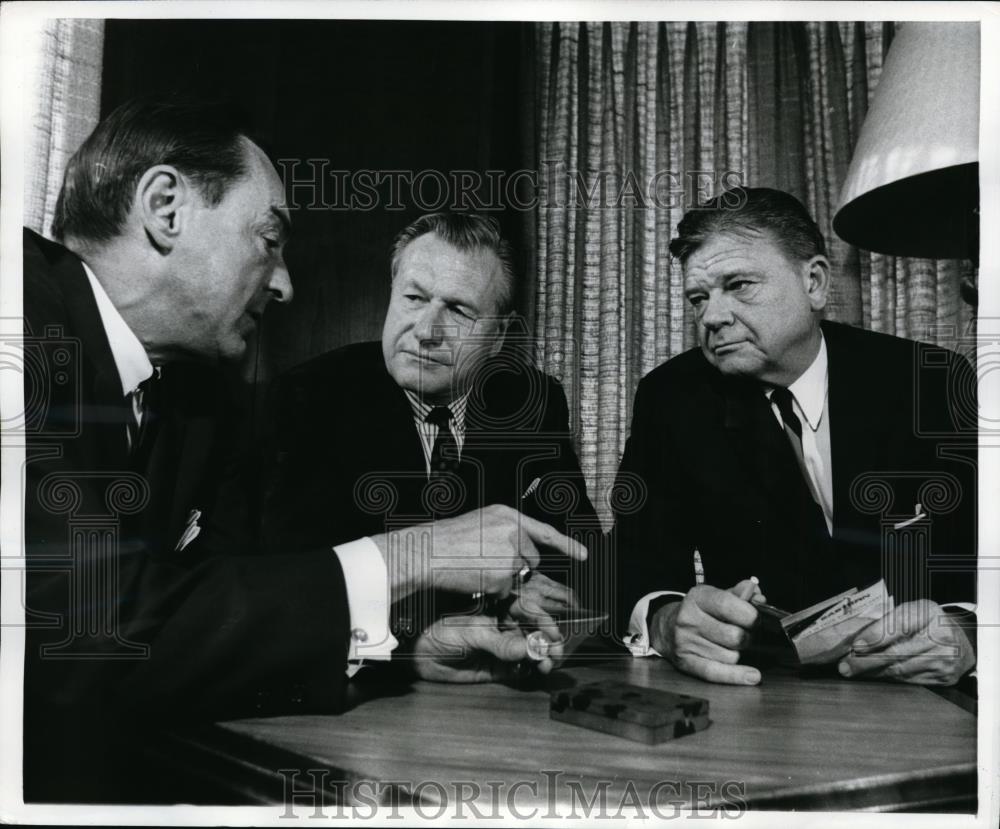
[613,188,976,687]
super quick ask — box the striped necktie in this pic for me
[425,405,459,478]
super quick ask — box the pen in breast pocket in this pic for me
[892,502,928,530]
[521,477,541,501]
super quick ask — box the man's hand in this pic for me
[509,572,579,616]
[413,615,565,682]
[496,573,571,645]
[372,505,588,603]
[649,580,762,685]
[838,600,975,686]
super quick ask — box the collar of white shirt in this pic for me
[781,334,828,431]
[81,261,154,396]
[403,388,471,434]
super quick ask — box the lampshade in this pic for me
[833,22,980,260]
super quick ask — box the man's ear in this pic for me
[135,165,191,253]
[804,255,831,312]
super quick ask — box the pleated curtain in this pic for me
[533,21,976,527]
[23,18,105,238]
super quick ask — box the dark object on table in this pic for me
[550,680,710,745]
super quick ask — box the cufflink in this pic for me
[351,628,369,644]
[391,614,415,638]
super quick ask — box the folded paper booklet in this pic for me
[766,580,894,665]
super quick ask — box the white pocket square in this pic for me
[175,508,202,552]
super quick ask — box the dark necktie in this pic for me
[425,405,460,478]
[126,374,160,459]
[769,385,832,608]
[770,386,820,506]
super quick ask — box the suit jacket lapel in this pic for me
[51,248,131,470]
[369,367,432,519]
[149,369,218,549]
[382,374,428,475]
[720,373,796,501]
[824,321,890,535]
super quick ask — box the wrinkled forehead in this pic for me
[396,234,506,306]
[396,232,501,271]
[682,228,788,283]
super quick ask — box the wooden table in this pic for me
[155,653,976,813]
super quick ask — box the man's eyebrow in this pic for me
[722,268,764,280]
[269,206,292,239]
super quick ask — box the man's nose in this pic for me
[700,293,733,329]
[267,261,293,305]
[413,302,447,344]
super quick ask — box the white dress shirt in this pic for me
[82,262,154,446]
[765,336,833,534]
[81,261,395,671]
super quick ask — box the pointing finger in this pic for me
[517,513,588,561]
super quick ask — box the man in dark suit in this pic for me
[613,188,976,687]
[22,99,585,801]
[262,213,600,647]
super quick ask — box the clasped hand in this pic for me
[651,585,975,687]
[649,580,763,685]
[412,579,570,682]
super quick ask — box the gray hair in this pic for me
[390,212,516,314]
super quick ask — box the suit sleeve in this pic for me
[524,379,604,609]
[607,375,698,636]
[258,366,365,553]
[530,378,598,530]
[916,344,978,607]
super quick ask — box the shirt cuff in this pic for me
[333,537,398,673]
[941,602,976,614]
[624,590,685,657]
